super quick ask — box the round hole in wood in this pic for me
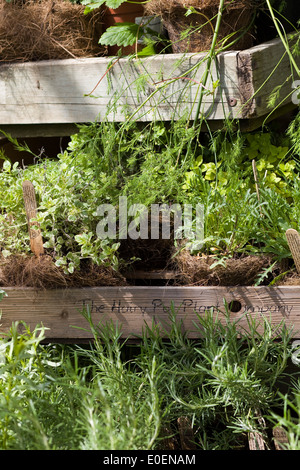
[228,300,242,313]
[61,309,69,319]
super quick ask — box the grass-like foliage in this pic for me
[0,307,298,450]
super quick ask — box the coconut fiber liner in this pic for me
[0,0,105,62]
[0,255,127,289]
[172,250,273,286]
[0,250,279,289]
[144,0,258,52]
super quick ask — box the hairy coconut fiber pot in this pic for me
[0,0,105,62]
[144,0,257,53]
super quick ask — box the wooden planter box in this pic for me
[0,285,299,341]
[0,36,299,137]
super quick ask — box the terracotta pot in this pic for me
[103,1,145,55]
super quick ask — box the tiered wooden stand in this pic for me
[1,35,300,343]
[0,36,299,139]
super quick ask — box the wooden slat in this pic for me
[0,286,300,340]
[125,270,179,280]
[0,36,298,127]
[0,53,238,124]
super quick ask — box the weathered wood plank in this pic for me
[0,53,238,124]
[244,36,300,119]
[0,286,299,340]
[0,36,297,127]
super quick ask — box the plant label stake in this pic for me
[252,159,263,218]
[286,228,300,274]
[248,409,267,450]
[22,180,44,257]
[273,426,289,450]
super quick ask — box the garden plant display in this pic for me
[0,0,300,452]
[1,118,300,287]
[0,306,299,450]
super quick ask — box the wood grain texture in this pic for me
[22,181,44,257]
[236,49,256,119]
[248,432,266,450]
[273,426,289,450]
[0,36,298,126]
[0,286,299,340]
[250,36,299,118]
[286,229,300,274]
[0,53,238,123]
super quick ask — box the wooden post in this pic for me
[286,229,300,274]
[273,426,289,450]
[248,409,267,450]
[248,431,266,450]
[22,180,44,257]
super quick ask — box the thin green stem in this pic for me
[265,0,300,78]
[184,0,225,161]
[192,0,225,129]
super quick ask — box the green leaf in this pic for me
[82,0,126,14]
[0,288,7,301]
[2,249,11,258]
[185,6,197,16]
[67,263,75,274]
[2,160,11,172]
[68,214,78,222]
[137,44,156,57]
[55,258,67,267]
[99,23,142,47]
[103,0,126,6]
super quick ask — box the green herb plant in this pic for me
[2,114,300,275]
[0,307,297,450]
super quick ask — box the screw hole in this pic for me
[228,97,237,107]
[228,300,242,313]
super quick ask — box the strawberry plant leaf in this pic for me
[82,0,126,13]
[137,44,156,56]
[99,23,142,47]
